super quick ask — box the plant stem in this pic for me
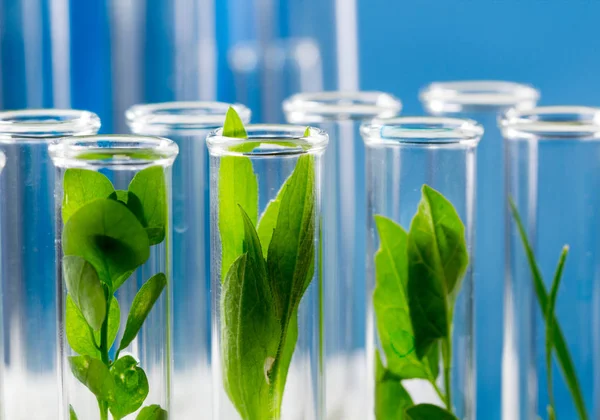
[98,400,109,420]
[432,380,446,404]
[98,289,112,420]
[441,338,452,411]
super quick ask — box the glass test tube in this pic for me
[502,107,600,420]
[49,135,178,420]
[0,110,100,420]
[126,102,251,419]
[0,150,7,420]
[362,117,482,420]
[420,81,540,420]
[207,125,327,420]
[283,91,402,420]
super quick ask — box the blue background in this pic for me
[2,0,600,418]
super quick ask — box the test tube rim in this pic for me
[0,109,101,141]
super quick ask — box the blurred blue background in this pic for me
[2,0,599,419]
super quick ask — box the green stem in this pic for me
[98,288,112,420]
[98,400,109,420]
[441,338,452,411]
[432,380,446,404]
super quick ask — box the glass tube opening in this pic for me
[126,102,252,135]
[49,134,179,169]
[501,106,600,140]
[0,109,101,140]
[206,124,328,156]
[420,81,540,113]
[283,91,402,123]
[361,116,483,147]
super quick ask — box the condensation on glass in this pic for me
[126,102,251,419]
[49,135,178,420]
[0,110,100,420]
[207,125,327,420]
[420,81,540,420]
[502,106,600,420]
[362,117,482,420]
[283,91,401,420]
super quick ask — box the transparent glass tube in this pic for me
[420,81,540,420]
[362,117,482,420]
[283,91,402,420]
[126,102,251,419]
[207,125,327,420]
[49,135,178,420]
[502,106,600,420]
[0,110,100,420]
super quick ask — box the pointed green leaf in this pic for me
[221,208,280,419]
[118,273,167,351]
[267,154,316,321]
[373,215,430,379]
[407,185,468,358]
[63,256,106,330]
[223,107,248,138]
[67,296,120,357]
[136,405,167,420]
[63,198,150,286]
[405,404,458,420]
[303,126,310,137]
[62,169,115,223]
[69,405,78,420]
[509,199,588,420]
[374,350,414,420]
[128,166,167,245]
[109,356,149,419]
[218,156,258,282]
[257,194,283,258]
[68,355,115,402]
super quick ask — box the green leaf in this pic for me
[63,198,150,287]
[127,166,167,245]
[267,154,316,322]
[257,187,286,258]
[426,341,440,380]
[303,126,310,137]
[407,185,468,359]
[374,350,414,420]
[223,106,248,138]
[110,189,130,204]
[373,215,430,379]
[68,355,115,402]
[546,246,568,420]
[118,273,167,352]
[62,169,115,223]
[221,208,281,419]
[136,405,168,420]
[109,356,149,419]
[67,296,120,357]
[509,199,588,420]
[218,156,258,282]
[69,405,78,420]
[404,404,458,420]
[63,256,106,330]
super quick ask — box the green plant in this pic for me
[62,166,169,420]
[217,108,317,419]
[373,185,467,419]
[509,199,587,420]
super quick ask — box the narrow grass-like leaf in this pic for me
[118,273,166,351]
[546,245,568,420]
[303,126,310,137]
[69,405,78,420]
[509,198,587,420]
